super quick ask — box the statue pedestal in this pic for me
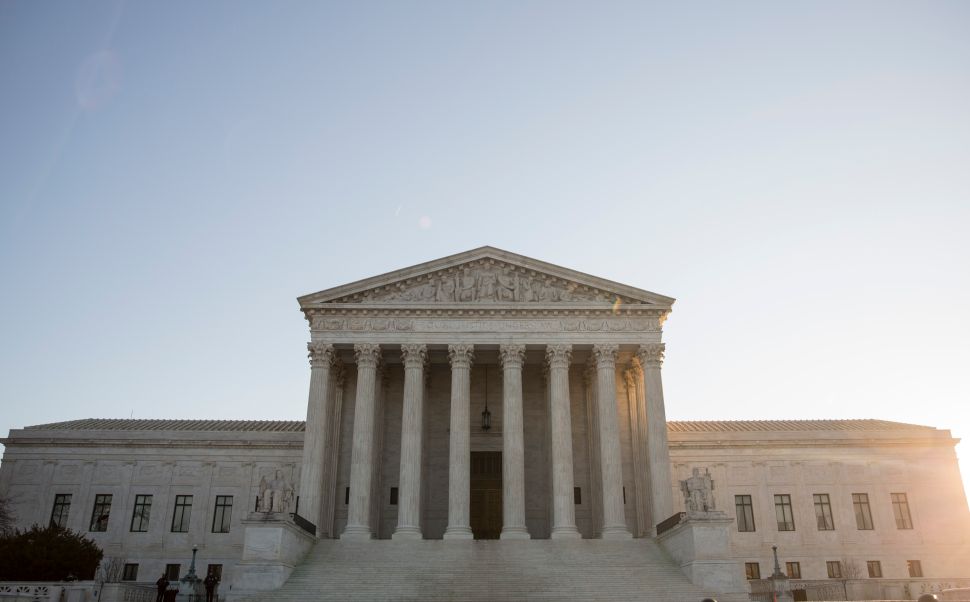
[228,512,316,599]
[657,511,748,599]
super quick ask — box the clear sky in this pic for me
[1,2,968,499]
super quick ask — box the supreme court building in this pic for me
[2,247,969,601]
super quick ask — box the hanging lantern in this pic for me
[481,365,491,431]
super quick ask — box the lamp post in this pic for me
[178,545,201,601]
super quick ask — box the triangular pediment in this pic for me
[298,247,675,308]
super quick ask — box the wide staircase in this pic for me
[260,538,735,601]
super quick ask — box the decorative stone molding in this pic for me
[353,343,382,367]
[326,259,628,305]
[447,343,475,367]
[400,344,428,367]
[307,342,335,368]
[637,343,665,368]
[499,344,526,368]
[591,344,619,369]
[309,314,661,333]
[545,344,572,368]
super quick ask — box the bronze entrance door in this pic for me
[470,451,502,539]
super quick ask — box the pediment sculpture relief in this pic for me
[333,263,626,304]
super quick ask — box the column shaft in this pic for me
[444,344,474,539]
[393,344,427,540]
[548,345,580,539]
[298,342,334,535]
[592,344,633,539]
[341,344,381,540]
[499,344,529,539]
[639,344,674,530]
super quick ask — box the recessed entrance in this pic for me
[470,451,502,539]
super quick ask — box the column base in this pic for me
[340,525,374,541]
[443,526,473,540]
[500,527,531,540]
[599,526,633,540]
[550,526,582,540]
[391,527,423,540]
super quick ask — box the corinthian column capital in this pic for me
[636,343,665,368]
[545,344,572,369]
[354,343,382,368]
[400,344,428,368]
[591,344,619,369]
[499,344,526,369]
[307,342,335,368]
[448,343,474,368]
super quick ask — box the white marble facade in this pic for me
[1,247,968,592]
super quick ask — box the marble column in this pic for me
[638,343,674,530]
[320,361,345,538]
[444,343,474,540]
[592,344,632,539]
[625,366,650,537]
[499,344,529,539]
[547,344,581,539]
[584,361,603,537]
[393,344,427,540]
[341,343,381,540]
[298,341,335,535]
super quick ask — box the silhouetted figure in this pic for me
[203,569,220,602]
[154,574,169,602]
[917,595,939,602]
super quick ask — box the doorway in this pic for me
[470,451,502,539]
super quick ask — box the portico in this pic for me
[295,247,676,541]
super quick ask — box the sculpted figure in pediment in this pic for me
[497,271,517,301]
[477,270,497,300]
[436,276,457,302]
[458,270,477,302]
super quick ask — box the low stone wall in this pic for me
[0,582,98,602]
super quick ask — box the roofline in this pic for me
[296,246,676,307]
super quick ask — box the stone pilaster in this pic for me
[298,341,335,535]
[499,344,529,539]
[393,344,427,540]
[341,343,381,541]
[547,344,580,539]
[444,343,475,539]
[638,343,674,530]
[592,344,632,539]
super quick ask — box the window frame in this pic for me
[774,494,795,531]
[785,561,801,579]
[813,493,835,531]
[907,560,923,578]
[50,494,72,529]
[735,494,756,532]
[212,495,233,534]
[122,564,139,582]
[867,560,882,578]
[745,562,761,580]
[129,494,152,532]
[852,493,874,530]
[171,494,193,533]
[826,561,843,579]
[165,564,180,581]
[89,494,113,532]
[891,492,913,530]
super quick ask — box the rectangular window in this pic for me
[171,495,192,533]
[574,487,582,505]
[867,560,882,578]
[206,564,223,581]
[212,495,232,534]
[907,560,923,577]
[826,561,843,579]
[89,494,112,532]
[735,495,755,532]
[786,562,801,579]
[50,494,72,528]
[130,494,152,532]
[122,564,138,581]
[852,493,874,530]
[892,493,913,529]
[813,493,835,530]
[389,487,398,506]
[774,494,795,531]
[165,564,180,581]
[345,487,350,505]
[745,563,761,580]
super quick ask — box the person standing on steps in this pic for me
[203,569,220,602]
